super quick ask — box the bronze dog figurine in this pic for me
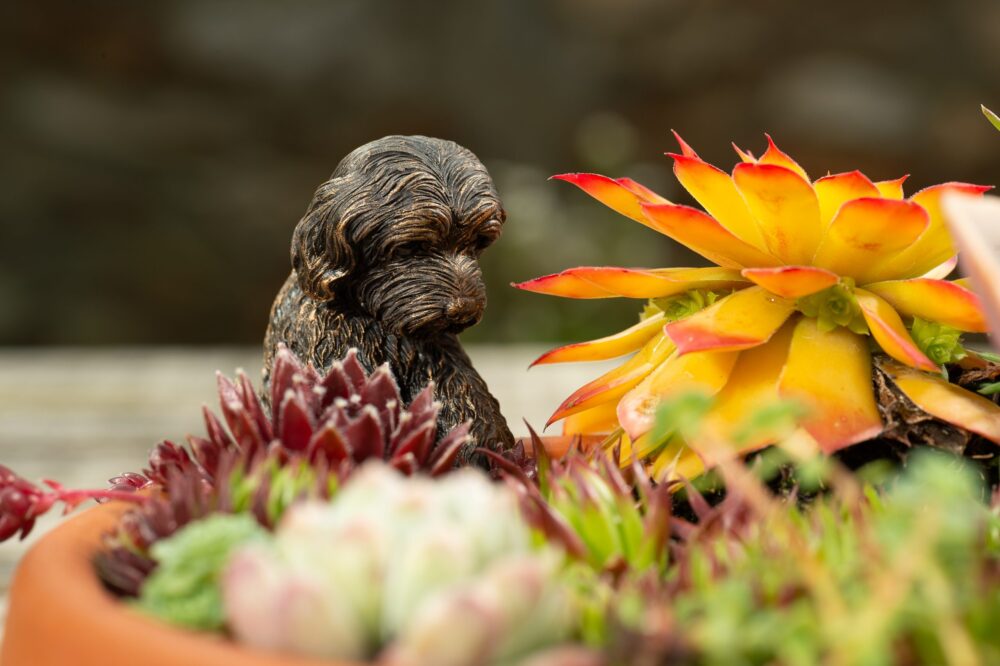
[263,135,515,463]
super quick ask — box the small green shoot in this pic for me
[983,104,1000,132]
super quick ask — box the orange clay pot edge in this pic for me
[1,501,358,666]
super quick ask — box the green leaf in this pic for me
[909,317,967,365]
[796,280,867,335]
[643,289,723,323]
[983,105,1000,133]
[977,350,1000,364]
[978,382,1000,396]
[134,513,267,630]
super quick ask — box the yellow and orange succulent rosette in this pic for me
[516,134,1000,479]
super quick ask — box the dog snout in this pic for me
[446,296,483,328]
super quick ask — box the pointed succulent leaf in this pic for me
[742,266,839,300]
[343,405,385,462]
[640,203,781,269]
[202,406,235,451]
[185,435,221,479]
[759,134,809,180]
[306,423,350,464]
[218,374,266,454]
[278,391,315,452]
[405,385,439,430]
[984,105,1000,132]
[668,151,766,248]
[360,364,402,421]
[882,359,1000,443]
[551,172,669,225]
[664,286,796,355]
[855,289,939,372]
[340,349,368,395]
[813,171,879,228]
[778,318,883,451]
[428,422,469,476]
[237,370,273,443]
[269,345,302,418]
[392,420,437,464]
[531,313,665,366]
[732,162,821,265]
[318,360,354,409]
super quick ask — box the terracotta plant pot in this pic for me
[1,501,357,666]
[1,436,584,666]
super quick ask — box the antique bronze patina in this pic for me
[264,135,515,462]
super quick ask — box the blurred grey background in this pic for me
[2,0,999,347]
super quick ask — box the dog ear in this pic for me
[290,179,356,301]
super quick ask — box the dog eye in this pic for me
[397,240,425,256]
[475,220,502,250]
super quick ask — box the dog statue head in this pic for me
[291,135,505,337]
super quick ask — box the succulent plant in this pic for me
[221,461,577,664]
[0,465,145,542]
[385,552,577,666]
[515,134,1000,479]
[491,429,673,578]
[598,452,1000,666]
[138,344,470,489]
[133,513,267,631]
[95,449,341,597]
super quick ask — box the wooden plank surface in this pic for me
[0,345,616,640]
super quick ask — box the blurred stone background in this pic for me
[1,0,998,347]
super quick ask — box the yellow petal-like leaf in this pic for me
[551,173,669,225]
[669,153,767,248]
[532,313,666,366]
[741,266,839,299]
[855,289,939,372]
[696,320,796,451]
[759,134,810,181]
[649,435,709,482]
[640,203,781,269]
[813,198,929,284]
[813,171,879,228]
[875,183,993,280]
[670,129,699,158]
[874,175,908,200]
[547,333,675,424]
[733,162,822,264]
[562,401,620,436]
[882,359,1000,444]
[864,279,987,333]
[665,286,796,355]
[731,142,756,164]
[513,266,742,299]
[920,256,957,280]
[616,349,739,440]
[778,318,884,452]
[617,177,668,206]
[649,266,750,283]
